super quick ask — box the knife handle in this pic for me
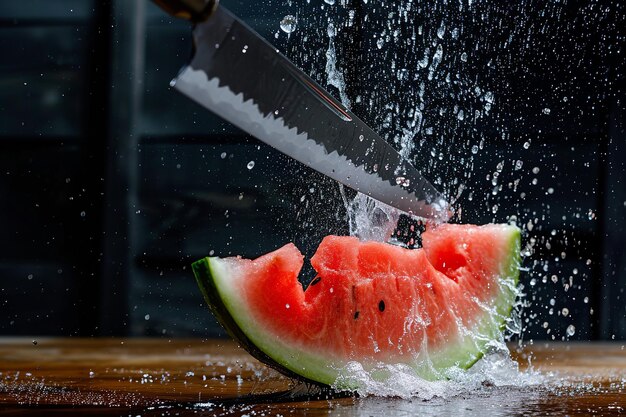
[152,0,219,22]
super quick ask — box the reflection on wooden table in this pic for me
[0,338,624,416]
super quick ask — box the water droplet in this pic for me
[220,152,227,159]
[32,340,38,345]
[566,325,576,337]
[542,107,551,115]
[460,52,468,62]
[471,145,479,154]
[247,161,255,170]
[285,304,290,309]
[428,44,443,81]
[523,141,531,149]
[80,211,86,217]
[376,38,385,49]
[144,314,150,320]
[327,22,336,38]
[561,307,569,317]
[436,22,445,39]
[324,0,336,4]
[280,15,297,34]
[418,49,430,68]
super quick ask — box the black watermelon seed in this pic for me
[309,276,321,286]
[378,300,385,312]
[353,311,360,320]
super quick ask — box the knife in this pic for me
[152,0,451,221]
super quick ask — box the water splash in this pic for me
[325,17,396,241]
[340,188,400,241]
[325,22,352,110]
[332,350,543,399]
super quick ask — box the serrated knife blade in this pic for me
[170,5,451,221]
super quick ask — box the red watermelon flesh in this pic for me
[193,223,520,387]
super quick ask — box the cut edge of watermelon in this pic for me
[192,226,521,387]
[193,256,338,385]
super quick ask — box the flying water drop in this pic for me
[566,325,576,337]
[280,15,298,36]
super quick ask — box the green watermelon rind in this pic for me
[192,226,521,387]
[193,256,339,385]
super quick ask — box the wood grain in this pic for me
[0,338,624,416]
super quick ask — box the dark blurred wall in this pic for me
[1,1,104,335]
[0,0,624,340]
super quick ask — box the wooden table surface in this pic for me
[0,338,625,416]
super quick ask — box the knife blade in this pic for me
[168,4,451,221]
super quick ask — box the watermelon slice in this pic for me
[192,224,520,387]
